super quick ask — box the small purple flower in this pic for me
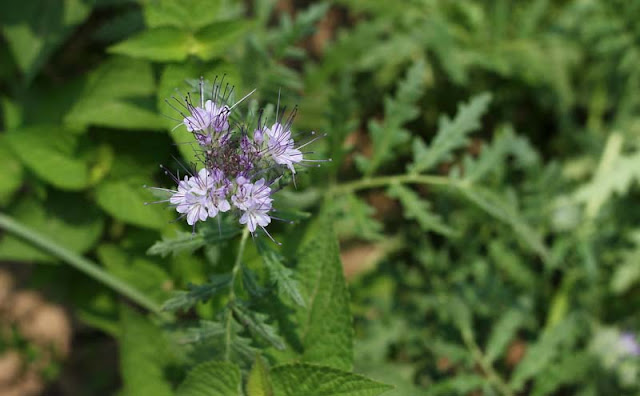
[620,332,640,356]
[265,122,303,173]
[183,106,211,132]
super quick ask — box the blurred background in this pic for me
[1,0,640,394]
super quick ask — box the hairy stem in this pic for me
[224,227,250,361]
[0,213,162,314]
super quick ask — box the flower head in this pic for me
[154,77,328,237]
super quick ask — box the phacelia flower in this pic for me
[153,77,329,238]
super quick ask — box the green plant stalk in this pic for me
[224,226,250,361]
[329,173,453,195]
[461,328,514,396]
[0,213,162,314]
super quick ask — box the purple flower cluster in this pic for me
[156,78,325,237]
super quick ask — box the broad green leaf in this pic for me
[6,125,91,190]
[0,0,91,79]
[95,180,169,230]
[387,184,456,236]
[109,21,249,62]
[65,56,164,130]
[143,0,228,29]
[270,364,393,396]
[119,306,174,396]
[247,355,273,396]
[97,244,171,304]
[294,212,353,370]
[0,137,23,206]
[176,361,241,396]
[0,194,104,263]
[409,93,492,174]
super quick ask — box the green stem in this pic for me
[328,173,454,196]
[0,213,162,314]
[224,227,250,361]
[461,328,514,396]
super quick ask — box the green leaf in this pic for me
[459,185,549,260]
[357,59,428,175]
[258,242,305,307]
[0,137,24,206]
[294,211,353,370]
[0,0,91,80]
[270,364,393,396]
[176,361,242,396]
[425,374,485,396]
[509,317,579,390]
[409,93,492,174]
[485,308,526,364]
[97,244,171,304]
[247,355,273,396]
[0,194,104,263]
[330,194,384,241]
[530,352,594,396]
[387,184,456,236]
[109,21,249,62]
[65,56,164,130]
[143,0,234,30]
[6,125,91,190]
[147,231,205,258]
[232,304,286,350]
[162,274,232,312]
[119,306,174,396]
[95,180,169,230]
[488,240,537,289]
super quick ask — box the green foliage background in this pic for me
[1,0,640,395]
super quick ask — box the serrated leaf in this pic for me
[95,180,169,230]
[176,361,241,396]
[358,59,427,175]
[387,184,456,236]
[6,125,91,190]
[485,308,526,364]
[270,364,393,396]
[330,193,383,241]
[0,194,104,263]
[247,355,273,396]
[258,242,305,307]
[162,274,232,312]
[510,317,578,390]
[459,185,549,260]
[294,211,353,370]
[232,304,286,350]
[409,93,492,174]
[147,231,205,258]
[119,306,174,396]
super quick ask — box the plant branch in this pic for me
[328,173,453,196]
[461,328,514,396]
[0,213,163,314]
[224,227,250,361]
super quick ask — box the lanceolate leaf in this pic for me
[294,211,353,370]
[270,363,393,396]
[387,183,456,236]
